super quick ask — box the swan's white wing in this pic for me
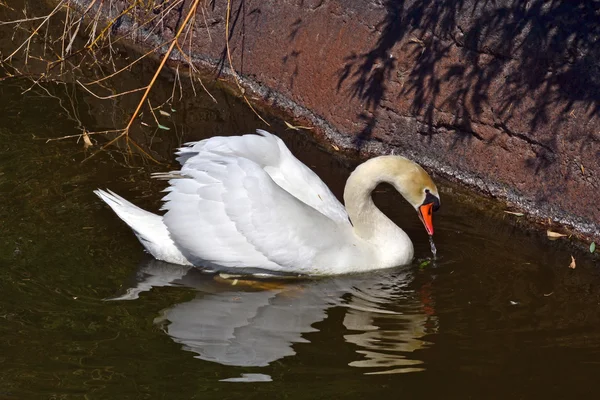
[161,153,356,274]
[175,130,349,224]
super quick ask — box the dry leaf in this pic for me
[82,131,93,149]
[409,37,425,45]
[568,255,576,269]
[159,110,171,117]
[546,230,567,239]
[284,121,313,131]
[504,211,524,216]
[284,121,298,130]
[580,164,585,174]
[332,144,340,151]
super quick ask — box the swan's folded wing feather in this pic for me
[162,154,354,274]
[174,130,349,224]
[161,166,280,270]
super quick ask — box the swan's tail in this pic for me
[94,189,191,266]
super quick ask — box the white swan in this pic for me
[95,130,440,275]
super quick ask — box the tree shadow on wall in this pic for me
[336,0,600,150]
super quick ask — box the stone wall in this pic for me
[72,0,600,239]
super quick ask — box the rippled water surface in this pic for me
[2,15,600,400]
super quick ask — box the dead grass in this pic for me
[0,0,266,162]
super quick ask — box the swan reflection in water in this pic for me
[111,259,438,375]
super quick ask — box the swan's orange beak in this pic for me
[418,203,434,236]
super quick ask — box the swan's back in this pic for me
[175,130,348,224]
[160,130,358,274]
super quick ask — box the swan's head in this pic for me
[380,156,441,236]
[345,155,441,235]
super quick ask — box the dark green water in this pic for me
[1,13,600,400]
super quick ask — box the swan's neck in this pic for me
[343,157,414,264]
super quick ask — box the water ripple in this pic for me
[113,260,436,375]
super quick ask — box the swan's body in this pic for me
[95,130,440,275]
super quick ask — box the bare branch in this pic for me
[122,0,202,135]
[3,0,66,62]
[76,79,148,99]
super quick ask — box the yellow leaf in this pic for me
[284,121,298,130]
[82,131,93,149]
[504,211,524,216]
[284,121,313,131]
[568,255,576,269]
[409,37,425,46]
[546,230,567,239]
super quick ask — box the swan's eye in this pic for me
[422,189,440,212]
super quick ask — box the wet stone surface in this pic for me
[65,0,600,241]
